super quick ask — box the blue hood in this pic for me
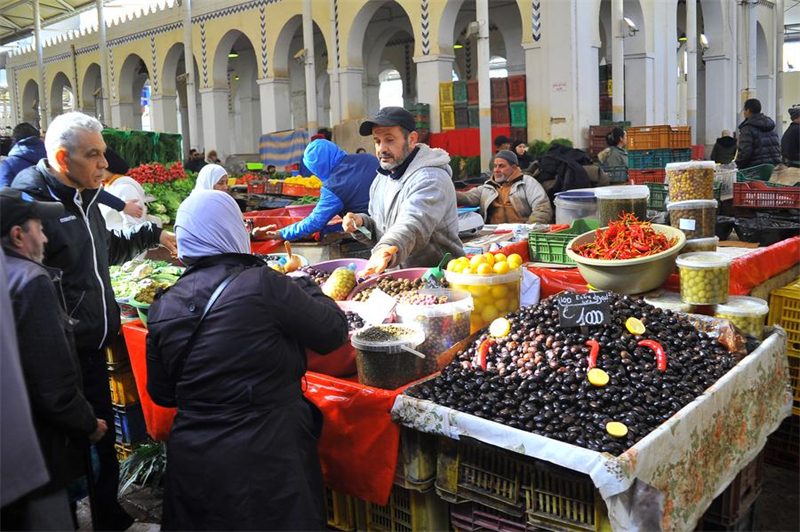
[302,139,346,181]
[8,137,46,164]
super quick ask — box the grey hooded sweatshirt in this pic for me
[355,143,464,268]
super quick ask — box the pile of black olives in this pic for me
[407,294,741,455]
[298,266,331,287]
[346,311,365,331]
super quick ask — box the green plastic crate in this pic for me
[604,165,628,183]
[736,164,774,182]
[510,102,527,128]
[453,81,468,104]
[528,219,600,265]
[246,162,264,171]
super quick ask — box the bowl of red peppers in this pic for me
[565,213,685,294]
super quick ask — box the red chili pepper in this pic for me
[637,340,667,371]
[477,339,495,370]
[573,214,676,260]
[586,340,600,369]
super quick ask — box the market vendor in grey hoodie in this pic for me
[343,107,464,275]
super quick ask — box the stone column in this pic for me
[413,55,454,133]
[258,77,292,134]
[611,0,624,122]
[110,102,137,130]
[338,67,365,120]
[199,88,231,159]
[523,43,548,142]
[150,94,178,133]
[624,53,654,125]
[686,0,698,143]
[239,95,260,153]
[302,0,318,132]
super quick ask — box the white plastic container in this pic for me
[351,325,426,390]
[667,199,718,239]
[714,296,770,339]
[666,161,716,201]
[676,252,732,305]
[644,292,694,313]
[553,190,598,225]
[444,269,523,333]
[593,185,649,226]
[681,236,719,254]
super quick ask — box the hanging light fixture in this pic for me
[454,43,464,50]
[228,52,239,58]
[678,33,687,42]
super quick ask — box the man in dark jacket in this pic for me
[735,98,782,169]
[1,189,108,530]
[782,106,799,168]
[12,111,176,530]
[1,123,46,187]
[710,129,737,164]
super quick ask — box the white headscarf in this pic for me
[194,164,228,191]
[175,190,250,261]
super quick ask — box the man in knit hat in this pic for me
[456,150,552,224]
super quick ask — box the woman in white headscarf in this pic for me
[193,164,229,193]
[145,190,348,531]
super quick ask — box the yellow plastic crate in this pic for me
[324,487,364,531]
[114,442,137,462]
[395,427,437,492]
[768,277,800,416]
[435,437,530,516]
[109,369,139,407]
[364,484,448,532]
[104,335,130,366]
[523,462,612,532]
[439,82,454,106]
[440,105,456,131]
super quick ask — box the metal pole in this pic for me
[33,0,47,130]
[96,0,112,125]
[775,0,784,131]
[302,0,318,133]
[329,0,341,126]
[476,0,491,171]
[687,0,697,143]
[182,0,200,151]
[747,0,757,100]
[611,0,624,123]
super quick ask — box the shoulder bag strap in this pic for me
[172,268,244,382]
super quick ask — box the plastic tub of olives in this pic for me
[714,296,769,339]
[565,224,686,295]
[676,252,731,305]
[395,289,473,373]
[351,324,426,390]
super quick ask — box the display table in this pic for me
[392,330,792,532]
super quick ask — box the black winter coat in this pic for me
[782,122,800,166]
[735,113,782,169]
[710,136,737,165]
[11,161,162,352]
[146,254,348,531]
[4,249,97,494]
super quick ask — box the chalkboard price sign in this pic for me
[557,291,612,328]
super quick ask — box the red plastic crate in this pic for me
[467,80,479,105]
[282,183,320,197]
[508,75,526,102]
[247,180,266,194]
[703,451,763,526]
[732,182,800,209]
[509,127,527,144]
[491,104,510,126]
[692,145,705,160]
[491,78,509,102]
[628,169,666,186]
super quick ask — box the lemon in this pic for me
[470,255,487,268]
[477,263,494,275]
[494,297,509,312]
[625,317,646,335]
[606,422,628,438]
[481,304,500,322]
[587,368,609,386]
[493,261,510,274]
[508,253,523,265]
[489,317,511,337]
[483,253,496,267]
[508,261,521,271]
[450,262,465,274]
[447,259,460,272]
[494,253,507,263]
[491,284,509,298]
[469,285,489,297]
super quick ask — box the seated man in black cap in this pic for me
[456,150,552,225]
[99,148,149,230]
[342,106,464,275]
[1,189,107,530]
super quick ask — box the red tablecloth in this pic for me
[528,236,800,298]
[428,126,512,157]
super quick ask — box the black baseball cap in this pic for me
[104,147,129,175]
[1,189,65,235]
[359,107,416,136]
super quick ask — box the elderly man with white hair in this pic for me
[11,111,176,530]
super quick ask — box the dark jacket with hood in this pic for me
[11,160,162,353]
[0,137,46,187]
[782,122,799,167]
[3,247,97,494]
[710,136,737,165]
[735,113,782,169]
[146,253,348,530]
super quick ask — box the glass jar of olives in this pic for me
[714,296,769,340]
[666,161,716,201]
[667,199,717,239]
[676,252,732,305]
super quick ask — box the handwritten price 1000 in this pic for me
[563,306,605,326]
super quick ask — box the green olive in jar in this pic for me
[676,252,731,305]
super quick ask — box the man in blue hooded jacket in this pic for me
[266,139,377,241]
[1,123,46,187]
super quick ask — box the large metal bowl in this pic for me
[565,224,686,294]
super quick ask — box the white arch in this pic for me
[211,29,258,88]
[81,63,102,111]
[49,71,73,117]
[347,0,413,68]
[22,79,40,125]
[118,53,150,103]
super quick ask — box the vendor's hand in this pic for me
[342,212,363,233]
[359,246,398,277]
[251,225,281,240]
[159,230,178,256]
[123,199,144,218]
[89,419,108,444]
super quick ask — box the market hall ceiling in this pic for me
[0,0,96,46]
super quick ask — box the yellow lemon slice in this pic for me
[606,422,628,438]
[489,317,511,338]
[625,317,646,335]
[587,368,609,387]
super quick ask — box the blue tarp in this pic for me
[259,129,309,170]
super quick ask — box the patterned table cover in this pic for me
[391,329,792,532]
